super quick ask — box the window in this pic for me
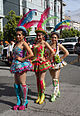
[35,11,37,16]
[51,2,53,10]
[29,0,32,2]
[29,8,32,11]
[41,0,43,6]
[23,8,26,15]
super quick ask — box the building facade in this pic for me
[1,0,65,34]
[20,0,46,35]
[0,0,4,32]
[3,0,20,26]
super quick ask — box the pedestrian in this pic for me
[8,39,15,65]
[0,41,4,59]
[31,28,55,105]
[49,32,69,102]
[3,41,9,60]
[10,26,34,110]
[74,37,80,62]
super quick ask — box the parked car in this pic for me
[46,39,51,44]
[62,37,78,53]
[26,35,36,48]
[58,39,64,44]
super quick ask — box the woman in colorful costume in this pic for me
[10,9,39,110]
[31,7,55,105]
[49,32,69,102]
[32,27,55,104]
[10,26,34,110]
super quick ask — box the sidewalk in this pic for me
[0,82,80,116]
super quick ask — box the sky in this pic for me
[63,0,80,22]
[64,0,80,12]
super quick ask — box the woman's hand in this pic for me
[40,57,46,62]
[16,56,24,62]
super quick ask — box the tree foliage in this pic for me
[61,28,80,38]
[3,10,32,42]
[0,31,4,40]
[3,10,21,41]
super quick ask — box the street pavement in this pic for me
[0,54,80,116]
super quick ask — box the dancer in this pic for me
[49,32,69,102]
[31,7,56,104]
[10,26,34,110]
[32,28,55,105]
[10,9,38,110]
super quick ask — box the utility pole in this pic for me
[60,0,63,35]
[54,0,57,27]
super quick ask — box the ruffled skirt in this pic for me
[50,60,67,70]
[32,60,51,72]
[10,59,33,73]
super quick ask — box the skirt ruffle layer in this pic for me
[32,60,51,72]
[10,60,33,73]
[50,60,67,70]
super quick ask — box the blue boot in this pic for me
[13,84,21,110]
[19,84,28,110]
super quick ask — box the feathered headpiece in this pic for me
[35,7,50,35]
[53,20,71,32]
[35,7,58,35]
[16,9,39,35]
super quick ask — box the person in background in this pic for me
[49,32,69,102]
[74,37,80,62]
[0,41,4,59]
[31,28,55,105]
[2,41,9,60]
[8,39,15,64]
[10,26,34,110]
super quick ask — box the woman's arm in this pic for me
[17,41,34,62]
[59,43,69,60]
[23,41,34,60]
[44,41,55,60]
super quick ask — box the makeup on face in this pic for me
[51,34,58,44]
[16,31,24,41]
[36,33,43,42]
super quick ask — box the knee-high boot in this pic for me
[13,83,21,110]
[51,79,60,102]
[19,84,28,110]
[39,80,45,104]
[36,78,41,103]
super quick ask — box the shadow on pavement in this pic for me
[65,55,80,66]
[0,99,15,108]
[0,83,14,97]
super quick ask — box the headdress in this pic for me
[35,7,50,35]
[53,20,71,32]
[16,9,39,35]
[35,7,58,35]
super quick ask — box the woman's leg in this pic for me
[13,73,21,110]
[39,71,46,104]
[35,72,41,103]
[18,72,28,110]
[49,69,60,102]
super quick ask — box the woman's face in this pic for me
[16,31,24,42]
[51,34,58,44]
[36,32,44,42]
